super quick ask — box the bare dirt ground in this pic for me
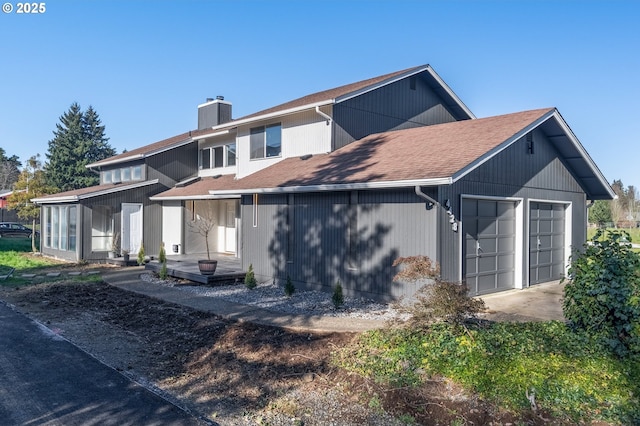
[0,270,543,425]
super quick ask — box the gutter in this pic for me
[209,177,452,196]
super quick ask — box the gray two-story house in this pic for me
[34,64,614,300]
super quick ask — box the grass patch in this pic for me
[334,322,640,424]
[587,227,640,243]
[0,243,89,288]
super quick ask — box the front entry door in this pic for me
[121,203,143,254]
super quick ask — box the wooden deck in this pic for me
[143,254,246,285]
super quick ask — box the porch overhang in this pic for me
[32,179,160,204]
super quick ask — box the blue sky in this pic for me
[1,0,638,189]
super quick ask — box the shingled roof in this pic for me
[95,65,473,167]
[153,109,557,199]
[87,132,193,168]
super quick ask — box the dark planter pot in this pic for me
[123,253,130,262]
[198,259,218,275]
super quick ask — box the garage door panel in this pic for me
[498,254,514,270]
[478,201,497,217]
[538,250,552,264]
[478,274,496,293]
[478,238,497,253]
[530,202,566,285]
[464,199,516,295]
[497,272,513,289]
[538,235,552,248]
[498,237,514,252]
[478,219,497,234]
[478,256,496,272]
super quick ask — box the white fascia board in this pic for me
[86,154,145,169]
[145,138,194,157]
[549,110,616,199]
[335,67,431,103]
[334,65,476,120]
[208,177,453,196]
[33,179,160,204]
[207,100,333,132]
[150,194,241,201]
[425,67,476,119]
[197,99,232,108]
[451,109,557,183]
[193,129,233,141]
[85,138,194,169]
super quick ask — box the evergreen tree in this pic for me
[45,103,115,192]
[588,200,612,227]
[0,148,21,190]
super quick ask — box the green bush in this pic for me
[563,229,640,356]
[158,242,166,264]
[137,242,146,266]
[332,281,344,309]
[245,263,257,289]
[159,260,168,280]
[284,275,295,297]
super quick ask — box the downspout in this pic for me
[414,185,437,208]
[315,105,332,123]
[315,106,332,150]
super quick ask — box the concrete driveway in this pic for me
[479,280,565,322]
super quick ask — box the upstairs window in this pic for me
[250,123,281,160]
[101,165,144,184]
[200,143,237,169]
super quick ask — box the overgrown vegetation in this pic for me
[332,251,640,423]
[391,255,485,328]
[334,322,640,424]
[563,229,640,356]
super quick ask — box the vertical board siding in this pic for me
[439,130,587,286]
[78,184,165,261]
[147,142,198,186]
[333,75,457,150]
[242,189,438,301]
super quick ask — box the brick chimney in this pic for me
[197,96,232,129]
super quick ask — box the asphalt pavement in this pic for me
[0,300,207,426]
